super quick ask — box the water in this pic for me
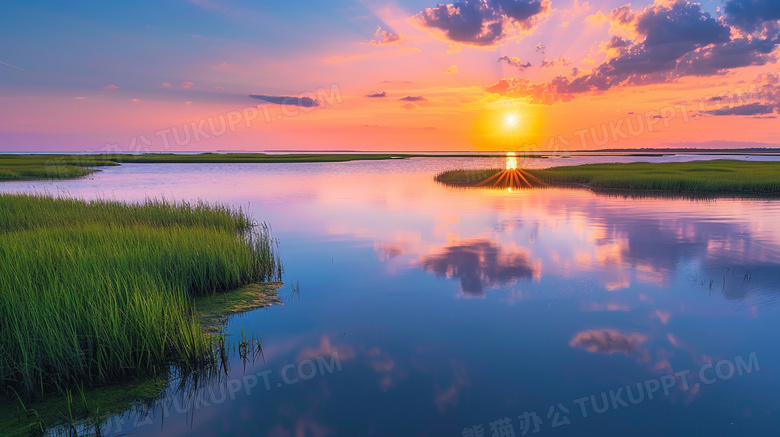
[3,156,780,436]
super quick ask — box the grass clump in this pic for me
[0,155,119,181]
[529,160,780,193]
[195,282,283,334]
[0,194,281,400]
[436,160,780,194]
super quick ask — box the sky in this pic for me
[0,0,778,152]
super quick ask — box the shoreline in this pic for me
[435,160,780,196]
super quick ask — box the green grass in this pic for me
[195,282,283,334]
[1,283,285,437]
[435,160,780,194]
[0,155,119,181]
[0,194,281,401]
[434,169,503,186]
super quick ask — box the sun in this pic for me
[470,105,542,148]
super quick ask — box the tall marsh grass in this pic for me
[529,160,780,193]
[436,160,780,194]
[0,155,118,181]
[0,194,281,400]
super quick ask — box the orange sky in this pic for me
[1,0,778,152]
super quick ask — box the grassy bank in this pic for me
[0,194,281,401]
[3,283,285,436]
[435,160,780,194]
[0,155,118,181]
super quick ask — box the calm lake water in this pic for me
[3,156,780,436]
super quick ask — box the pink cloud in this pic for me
[102,84,119,90]
[181,81,194,89]
[370,26,402,45]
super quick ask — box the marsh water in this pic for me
[4,155,780,436]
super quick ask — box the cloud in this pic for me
[433,361,470,413]
[102,84,119,90]
[698,74,780,116]
[724,0,780,32]
[402,103,416,109]
[498,55,532,69]
[365,91,387,98]
[569,329,648,357]
[676,36,779,76]
[603,0,731,75]
[416,0,550,46]
[485,77,577,104]
[758,73,780,106]
[561,0,593,26]
[600,35,632,59]
[420,238,536,296]
[297,335,356,363]
[540,56,571,68]
[399,95,428,101]
[162,82,172,87]
[535,43,545,53]
[371,26,402,45]
[181,81,194,89]
[485,0,780,104]
[445,65,459,74]
[705,103,776,116]
[248,94,319,107]
[416,1,504,46]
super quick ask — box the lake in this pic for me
[3,155,780,436]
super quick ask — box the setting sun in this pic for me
[469,107,542,149]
